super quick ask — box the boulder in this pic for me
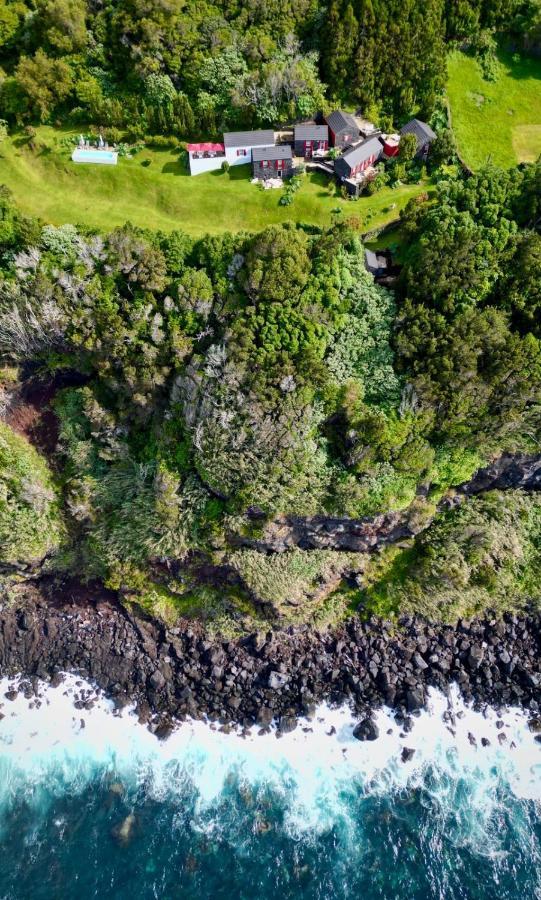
[406,688,424,712]
[401,747,415,763]
[353,717,379,742]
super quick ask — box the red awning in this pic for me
[187,142,224,152]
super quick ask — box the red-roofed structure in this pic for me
[187,142,225,152]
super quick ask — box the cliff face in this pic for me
[230,454,541,554]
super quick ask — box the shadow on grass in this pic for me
[161,160,189,176]
[499,46,541,81]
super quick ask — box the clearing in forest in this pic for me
[0,126,429,238]
[447,48,541,170]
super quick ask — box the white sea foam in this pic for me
[0,674,540,839]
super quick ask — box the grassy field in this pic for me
[0,126,429,237]
[447,48,541,170]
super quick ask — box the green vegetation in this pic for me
[0,146,538,625]
[0,1,540,628]
[447,48,541,169]
[0,421,64,565]
[0,127,428,236]
[228,548,365,618]
[362,491,541,622]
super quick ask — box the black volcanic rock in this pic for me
[353,717,379,741]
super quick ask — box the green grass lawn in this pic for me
[447,48,541,170]
[0,126,429,237]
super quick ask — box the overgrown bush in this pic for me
[0,422,64,565]
[362,491,541,622]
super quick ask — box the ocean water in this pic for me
[0,676,540,900]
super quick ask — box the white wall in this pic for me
[189,154,224,176]
[224,142,274,167]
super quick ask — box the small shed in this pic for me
[325,110,361,149]
[187,142,225,175]
[294,124,329,157]
[400,119,436,157]
[252,145,293,180]
[364,249,391,278]
[382,134,400,157]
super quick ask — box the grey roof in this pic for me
[400,119,436,147]
[340,136,383,171]
[325,109,359,134]
[252,145,293,162]
[294,124,329,141]
[365,249,389,272]
[223,129,275,148]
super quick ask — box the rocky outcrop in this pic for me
[231,453,541,554]
[1,581,540,735]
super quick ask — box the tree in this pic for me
[399,132,418,161]
[0,0,27,49]
[144,73,177,106]
[429,128,456,166]
[14,50,74,122]
[497,232,541,335]
[34,0,87,54]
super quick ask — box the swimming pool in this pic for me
[71,148,118,165]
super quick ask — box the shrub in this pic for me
[228,547,364,616]
[362,491,541,622]
[0,422,64,565]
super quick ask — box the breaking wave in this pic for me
[0,674,540,899]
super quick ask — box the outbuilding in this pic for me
[364,249,391,278]
[400,119,436,157]
[294,124,329,158]
[325,110,361,149]
[252,145,293,180]
[223,130,275,167]
[187,142,225,175]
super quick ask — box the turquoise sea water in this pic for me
[0,676,540,900]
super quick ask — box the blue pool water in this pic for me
[71,148,118,164]
[0,676,540,899]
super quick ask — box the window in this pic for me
[343,134,350,142]
[236,148,247,157]
[262,160,268,167]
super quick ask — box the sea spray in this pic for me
[0,674,540,899]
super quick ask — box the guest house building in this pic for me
[325,110,361,149]
[294,124,329,158]
[400,119,436,157]
[223,130,275,166]
[334,135,383,194]
[252,145,293,180]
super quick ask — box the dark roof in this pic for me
[340,136,383,172]
[294,124,329,141]
[325,110,359,134]
[400,119,436,147]
[252,145,293,162]
[223,129,275,149]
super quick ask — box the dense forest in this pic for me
[0,151,539,626]
[0,0,539,133]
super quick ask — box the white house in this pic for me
[187,142,225,176]
[223,130,275,167]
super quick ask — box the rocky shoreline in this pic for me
[1,581,540,742]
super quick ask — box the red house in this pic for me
[294,124,329,157]
[325,110,361,149]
